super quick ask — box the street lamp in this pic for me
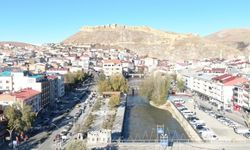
[51,123,59,129]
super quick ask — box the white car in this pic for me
[68,121,73,125]
[202,131,218,141]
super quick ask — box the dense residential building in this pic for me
[143,57,158,72]
[102,59,123,77]
[233,81,250,111]
[47,75,58,106]
[0,71,13,92]
[56,75,65,98]
[80,55,90,72]
[0,88,41,112]
[4,72,51,108]
[46,68,69,75]
[183,73,248,110]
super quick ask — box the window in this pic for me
[0,86,2,89]
[6,81,9,83]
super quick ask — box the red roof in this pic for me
[211,68,226,73]
[48,68,69,71]
[224,77,248,86]
[212,74,231,81]
[212,74,248,85]
[47,75,58,80]
[12,88,40,101]
[103,59,121,64]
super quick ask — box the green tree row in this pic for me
[98,75,128,93]
[64,70,88,85]
[4,104,36,140]
[102,113,116,130]
[109,95,121,108]
[139,74,172,105]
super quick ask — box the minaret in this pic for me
[220,49,223,60]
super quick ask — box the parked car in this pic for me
[234,128,250,134]
[243,133,250,139]
[66,116,72,120]
[173,99,185,104]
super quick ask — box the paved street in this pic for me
[38,86,96,150]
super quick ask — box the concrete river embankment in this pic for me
[122,95,189,140]
[150,101,202,141]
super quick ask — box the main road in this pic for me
[38,85,97,150]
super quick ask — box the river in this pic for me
[122,95,188,140]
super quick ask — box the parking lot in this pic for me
[184,101,248,141]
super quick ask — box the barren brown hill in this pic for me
[206,28,250,53]
[0,41,36,48]
[64,24,242,61]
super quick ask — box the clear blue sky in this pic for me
[1,0,250,44]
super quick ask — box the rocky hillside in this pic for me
[0,41,36,48]
[64,24,242,61]
[206,28,250,53]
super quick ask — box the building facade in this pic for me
[183,73,248,110]
[102,59,123,77]
[0,88,41,112]
[233,81,250,111]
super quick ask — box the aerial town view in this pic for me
[0,0,250,150]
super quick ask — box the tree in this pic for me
[109,95,121,108]
[65,72,76,84]
[139,74,172,105]
[177,79,185,92]
[21,104,36,132]
[97,75,128,93]
[66,140,87,150]
[99,72,106,81]
[110,75,128,92]
[4,104,36,141]
[4,105,22,140]
[75,70,87,83]
[98,80,112,93]
[171,73,177,82]
[139,75,154,101]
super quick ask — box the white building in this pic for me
[103,59,123,77]
[80,55,90,72]
[182,73,248,110]
[0,71,13,91]
[87,130,111,145]
[233,81,250,111]
[56,75,65,98]
[144,57,158,72]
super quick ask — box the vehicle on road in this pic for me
[243,133,250,138]
[234,127,250,134]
